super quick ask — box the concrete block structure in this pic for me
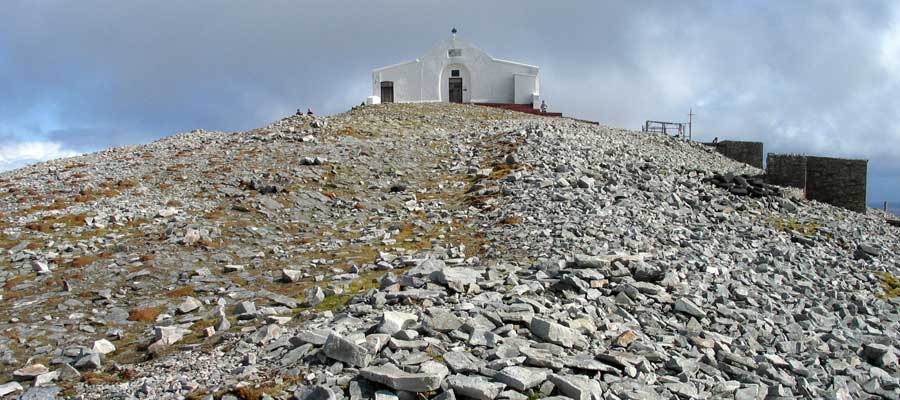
[713,141,764,169]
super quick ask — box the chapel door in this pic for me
[449,78,463,103]
[380,82,394,103]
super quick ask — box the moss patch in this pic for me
[771,217,820,236]
[311,277,381,312]
[876,272,900,299]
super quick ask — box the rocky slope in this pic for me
[0,103,898,399]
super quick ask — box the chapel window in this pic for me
[451,70,460,77]
[448,49,462,57]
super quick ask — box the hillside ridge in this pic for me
[0,103,898,399]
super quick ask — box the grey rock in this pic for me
[426,309,463,332]
[563,355,619,373]
[57,364,81,381]
[529,318,587,349]
[665,382,698,399]
[282,268,304,283]
[294,330,329,346]
[419,360,451,380]
[294,385,337,400]
[447,375,506,400]
[13,364,49,379]
[855,243,881,259]
[216,306,232,331]
[395,329,419,340]
[377,311,418,335]
[19,386,61,400]
[408,257,446,277]
[154,326,189,345]
[359,364,443,392]
[280,344,313,366]
[444,351,486,373]
[267,292,300,309]
[497,303,534,323]
[498,391,528,400]
[305,286,326,307]
[734,385,763,400]
[374,390,398,400]
[631,262,665,282]
[323,333,370,368]
[178,296,203,314]
[224,264,245,273]
[74,351,102,370]
[34,371,60,387]
[521,347,564,370]
[862,343,898,370]
[234,301,257,316]
[549,374,602,400]
[0,382,23,396]
[674,298,706,319]
[431,267,482,291]
[92,339,116,355]
[388,337,428,350]
[251,324,282,344]
[495,366,548,391]
[433,389,456,400]
[349,380,376,400]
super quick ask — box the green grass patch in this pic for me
[310,277,381,312]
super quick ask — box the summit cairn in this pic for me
[0,103,897,399]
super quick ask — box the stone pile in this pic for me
[0,103,898,399]
[702,173,782,198]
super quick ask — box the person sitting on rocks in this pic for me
[540,100,548,113]
[712,136,719,145]
[307,108,314,116]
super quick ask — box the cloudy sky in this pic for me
[2,0,899,202]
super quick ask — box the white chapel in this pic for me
[370,30,541,109]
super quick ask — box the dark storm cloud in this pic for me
[1,0,899,201]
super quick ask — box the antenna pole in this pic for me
[688,108,695,141]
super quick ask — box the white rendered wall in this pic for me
[514,74,538,105]
[372,61,422,103]
[440,63,472,103]
[372,36,539,104]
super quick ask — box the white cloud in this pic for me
[881,6,900,76]
[0,141,79,172]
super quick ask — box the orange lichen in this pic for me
[3,275,28,289]
[166,286,195,298]
[70,256,97,268]
[498,216,522,225]
[127,307,162,322]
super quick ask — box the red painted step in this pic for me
[473,103,563,117]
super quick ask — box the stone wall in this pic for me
[764,154,868,213]
[714,141,764,169]
[805,156,868,213]
[765,154,807,189]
